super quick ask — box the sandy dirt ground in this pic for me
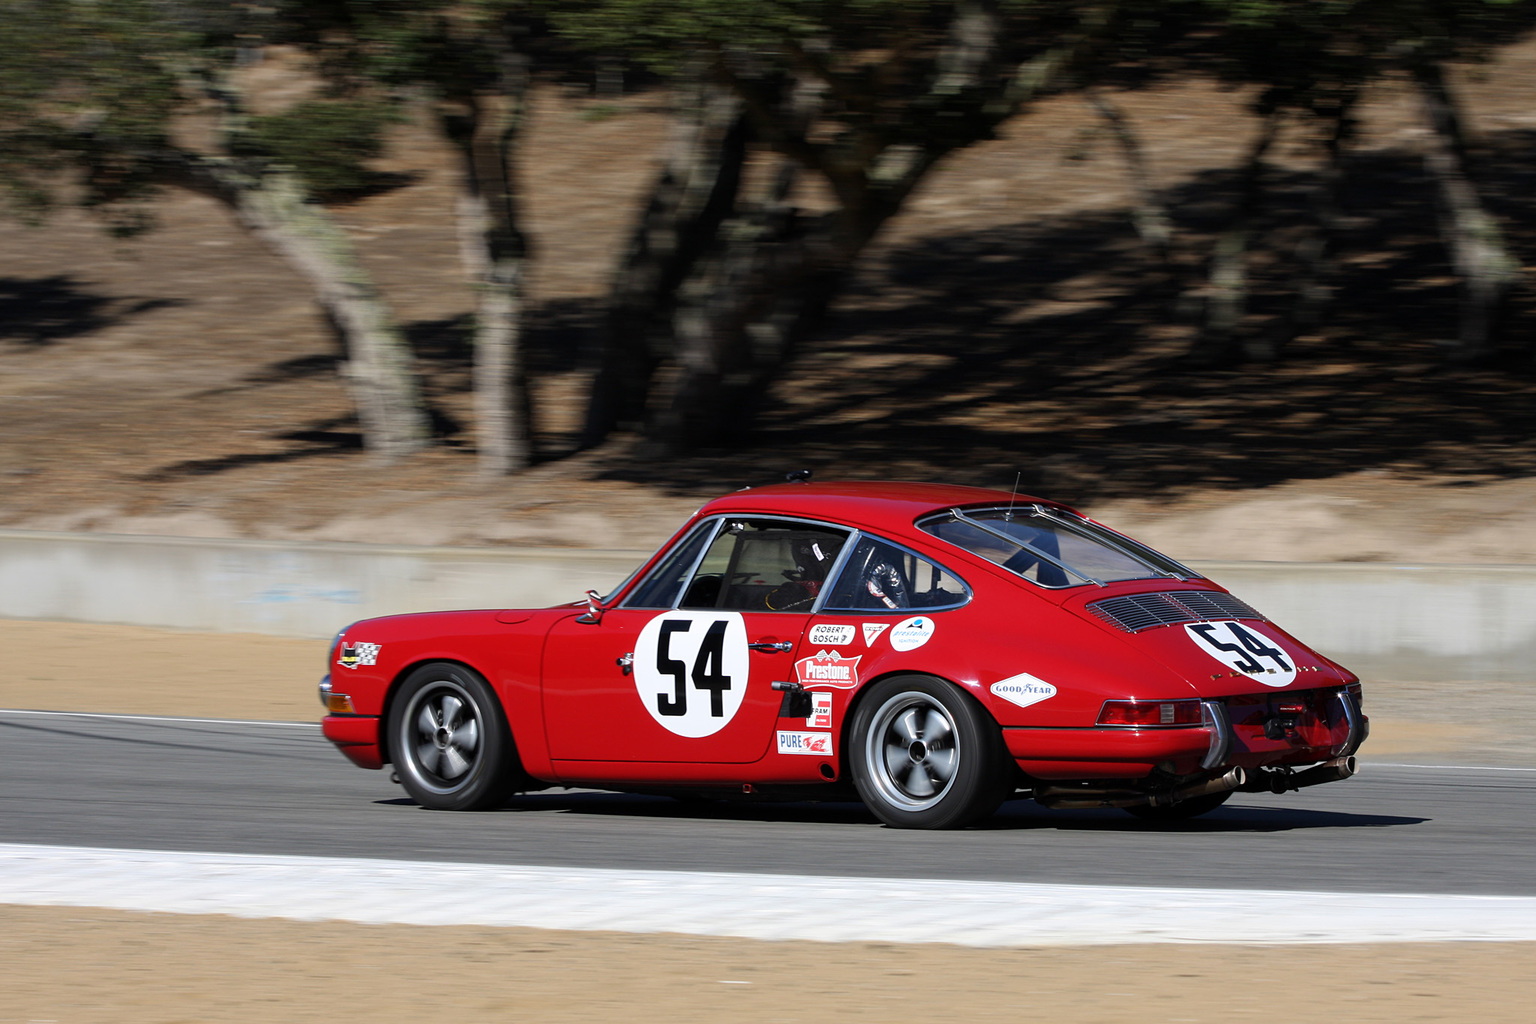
[0,619,324,721]
[0,906,1532,1024]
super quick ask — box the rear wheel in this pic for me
[1124,789,1232,821]
[849,675,1010,829]
[389,662,516,811]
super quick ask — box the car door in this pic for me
[542,516,850,764]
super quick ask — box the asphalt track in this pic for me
[2,709,1533,897]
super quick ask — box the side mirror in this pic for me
[576,589,606,624]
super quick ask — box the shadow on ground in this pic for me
[379,791,1427,833]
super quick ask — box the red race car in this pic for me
[320,479,1366,829]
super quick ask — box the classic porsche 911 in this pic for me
[319,480,1366,829]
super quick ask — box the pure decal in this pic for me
[861,622,890,646]
[634,611,751,737]
[795,649,863,689]
[888,616,935,652]
[777,730,833,756]
[808,623,857,647]
[337,642,381,669]
[1185,620,1298,687]
[990,671,1057,709]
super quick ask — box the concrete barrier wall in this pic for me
[1,530,1531,681]
[0,529,643,641]
[1192,561,1536,683]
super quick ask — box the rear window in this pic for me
[919,506,1196,588]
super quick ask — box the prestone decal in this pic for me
[888,616,935,652]
[777,730,833,756]
[1184,620,1298,687]
[633,611,750,737]
[990,672,1058,709]
[861,622,890,646]
[808,691,833,729]
[808,623,857,647]
[337,642,380,669]
[796,649,862,689]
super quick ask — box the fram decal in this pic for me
[808,691,833,729]
[889,616,935,652]
[795,649,863,689]
[777,730,833,756]
[808,623,856,647]
[861,622,890,646]
[337,642,381,669]
[990,672,1057,709]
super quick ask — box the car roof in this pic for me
[698,480,1072,540]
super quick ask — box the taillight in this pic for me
[1097,699,1203,727]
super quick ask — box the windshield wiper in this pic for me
[948,508,1105,587]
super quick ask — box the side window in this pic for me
[622,521,716,609]
[679,519,849,612]
[823,536,970,613]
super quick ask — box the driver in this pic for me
[764,536,836,611]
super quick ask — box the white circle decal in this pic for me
[889,615,935,652]
[633,611,751,736]
[1184,620,1297,687]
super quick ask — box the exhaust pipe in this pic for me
[1240,756,1358,793]
[1035,767,1246,811]
[1293,755,1357,788]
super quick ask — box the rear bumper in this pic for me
[322,715,384,770]
[1005,691,1367,781]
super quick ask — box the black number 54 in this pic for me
[655,618,734,717]
[1191,622,1292,675]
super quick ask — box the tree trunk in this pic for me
[583,80,748,447]
[173,160,430,460]
[1413,60,1519,358]
[446,82,532,477]
[1278,97,1356,356]
[648,168,810,450]
[1191,110,1280,365]
[1085,87,1171,261]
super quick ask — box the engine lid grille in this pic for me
[1087,591,1266,633]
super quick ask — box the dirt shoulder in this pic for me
[1,618,1528,766]
[2,906,1532,1024]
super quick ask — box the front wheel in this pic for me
[849,675,1011,829]
[388,662,516,811]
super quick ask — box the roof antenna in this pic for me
[1005,470,1021,521]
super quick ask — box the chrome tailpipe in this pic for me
[1035,767,1247,811]
[1239,755,1358,793]
[1294,755,1358,788]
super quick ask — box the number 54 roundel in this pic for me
[633,611,751,737]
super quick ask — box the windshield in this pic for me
[919,506,1197,588]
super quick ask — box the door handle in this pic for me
[616,652,633,675]
[748,641,793,653]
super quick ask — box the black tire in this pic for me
[1124,789,1232,821]
[848,675,1011,829]
[388,662,517,811]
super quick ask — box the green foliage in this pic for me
[239,100,398,197]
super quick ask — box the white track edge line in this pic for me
[0,709,319,728]
[1365,761,1536,773]
[3,843,1535,946]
